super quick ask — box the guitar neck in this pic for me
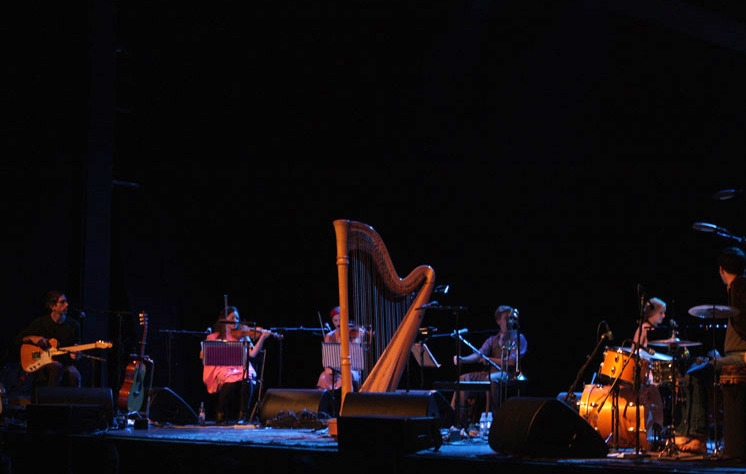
[52,342,107,356]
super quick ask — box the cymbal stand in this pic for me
[660,343,681,457]
[708,309,722,457]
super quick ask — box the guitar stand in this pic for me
[245,350,267,425]
[140,357,155,419]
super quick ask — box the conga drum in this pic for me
[721,365,746,459]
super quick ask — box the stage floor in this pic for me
[3,417,746,474]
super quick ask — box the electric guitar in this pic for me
[20,339,113,373]
[118,312,148,413]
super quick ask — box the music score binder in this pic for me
[322,342,364,371]
[201,341,246,366]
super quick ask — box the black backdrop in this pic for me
[3,0,746,411]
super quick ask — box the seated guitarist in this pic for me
[16,290,82,388]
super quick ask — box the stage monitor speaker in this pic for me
[30,387,114,433]
[34,386,114,422]
[341,390,448,423]
[259,388,334,423]
[489,396,608,458]
[148,387,198,425]
[338,390,443,455]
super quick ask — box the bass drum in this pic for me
[579,384,663,450]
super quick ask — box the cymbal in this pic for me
[647,337,702,347]
[688,304,739,319]
[619,346,673,361]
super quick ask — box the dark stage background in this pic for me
[3,1,746,412]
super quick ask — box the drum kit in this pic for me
[583,304,739,455]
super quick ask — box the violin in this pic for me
[231,324,283,340]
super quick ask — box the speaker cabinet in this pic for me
[489,397,609,458]
[258,389,334,423]
[148,387,198,425]
[338,390,443,455]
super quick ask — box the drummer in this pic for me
[632,297,668,350]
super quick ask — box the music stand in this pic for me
[322,342,364,416]
[412,342,440,389]
[411,342,440,368]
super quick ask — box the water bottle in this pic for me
[484,411,493,438]
[198,401,206,426]
[478,412,487,438]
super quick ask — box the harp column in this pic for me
[334,220,354,405]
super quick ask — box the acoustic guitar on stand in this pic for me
[20,339,113,373]
[118,312,148,413]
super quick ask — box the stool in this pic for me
[433,381,490,427]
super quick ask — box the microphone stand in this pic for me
[564,332,611,406]
[625,291,649,459]
[456,333,502,371]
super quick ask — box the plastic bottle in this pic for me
[478,412,487,438]
[484,411,493,438]
[198,401,206,426]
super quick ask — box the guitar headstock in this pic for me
[139,312,148,327]
[96,341,113,349]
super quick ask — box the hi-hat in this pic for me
[647,337,702,347]
[688,304,739,319]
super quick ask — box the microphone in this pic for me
[324,322,331,332]
[450,328,468,337]
[434,285,450,294]
[70,307,86,318]
[602,321,613,341]
[206,327,212,334]
[417,301,440,310]
[670,319,679,329]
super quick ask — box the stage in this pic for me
[3,394,746,474]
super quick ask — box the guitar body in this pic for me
[118,359,147,413]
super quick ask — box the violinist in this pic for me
[200,305,271,425]
[316,306,364,391]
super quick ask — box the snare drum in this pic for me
[599,347,650,385]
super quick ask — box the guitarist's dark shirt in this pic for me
[17,314,81,366]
